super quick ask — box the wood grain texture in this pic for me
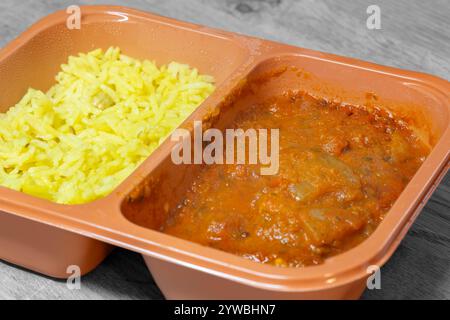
[0,0,448,300]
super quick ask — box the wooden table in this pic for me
[0,0,448,300]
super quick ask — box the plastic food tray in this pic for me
[0,6,448,299]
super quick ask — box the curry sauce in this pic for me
[162,92,429,267]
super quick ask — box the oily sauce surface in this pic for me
[162,92,429,267]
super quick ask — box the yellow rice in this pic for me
[0,47,215,204]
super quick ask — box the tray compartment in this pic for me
[121,53,450,299]
[0,6,251,278]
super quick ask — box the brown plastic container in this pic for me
[0,6,448,298]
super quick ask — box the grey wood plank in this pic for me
[0,0,449,300]
[0,249,163,300]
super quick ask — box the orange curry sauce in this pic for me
[162,92,429,267]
